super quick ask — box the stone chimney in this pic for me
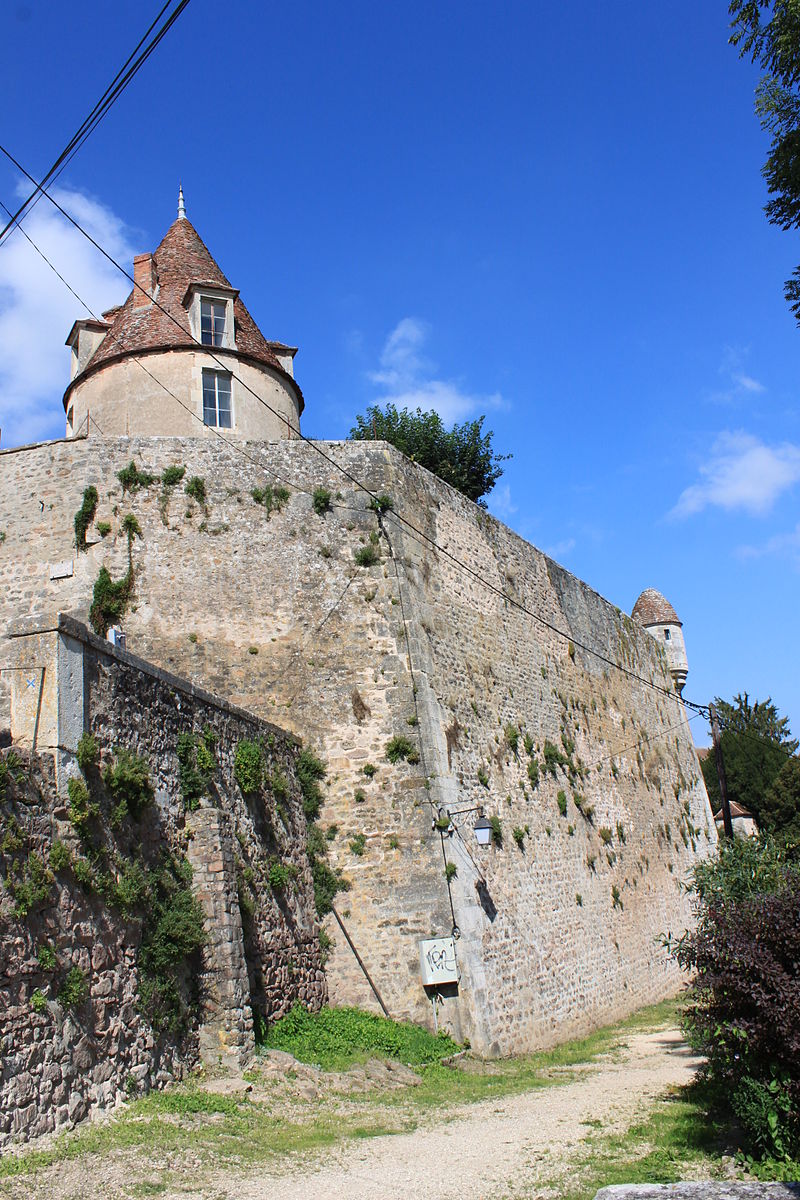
[133,253,157,308]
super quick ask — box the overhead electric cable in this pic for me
[0,158,709,717]
[0,0,192,247]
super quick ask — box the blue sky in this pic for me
[1,1,798,744]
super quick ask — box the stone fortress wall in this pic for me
[0,614,324,1146]
[0,434,715,1055]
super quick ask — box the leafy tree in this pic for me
[673,836,800,1161]
[702,692,797,825]
[348,402,510,506]
[760,754,800,847]
[730,1,800,321]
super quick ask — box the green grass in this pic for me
[557,1080,732,1199]
[262,1003,460,1069]
[0,1086,406,1183]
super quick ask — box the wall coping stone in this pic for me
[7,611,299,746]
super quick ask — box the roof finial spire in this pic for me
[177,183,186,220]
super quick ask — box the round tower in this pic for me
[63,191,303,440]
[631,587,689,695]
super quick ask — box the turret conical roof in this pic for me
[631,588,681,627]
[64,216,302,410]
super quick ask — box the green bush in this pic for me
[504,724,519,754]
[185,476,207,505]
[89,565,133,636]
[58,965,88,1008]
[527,758,540,786]
[102,749,153,820]
[444,861,457,881]
[354,543,380,567]
[557,790,567,816]
[271,770,289,800]
[252,484,289,518]
[176,731,211,809]
[67,775,95,829]
[543,738,568,775]
[118,461,156,492]
[162,465,186,487]
[264,1002,459,1069]
[108,858,150,916]
[368,494,394,514]
[49,840,71,873]
[74,486,98,550]
[477,767,489,788]
[362,763,377,779]
[268,861,291,890]
[385,735,418,764]
[308,831,349,916]
[312,487,332,515]
[598,826,613,845]
[76,732,100,773]
[31,989,48,1014]
[489,815,503,846]
[234,739,263,794]
[137,861,205,1033]
[297,748,326,819]
[11,853,52,917]
[349,833,366,856]
[96,521,111,537]
[512,826,527,849]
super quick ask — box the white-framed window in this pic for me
[183,284,236,349]
[202,369,232,428]
[200,298,227,347]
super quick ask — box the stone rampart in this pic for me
[0,435,715,1055]
[0,614,324,1146]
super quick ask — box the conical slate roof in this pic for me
[631,588,681,627]
[64,216,302,409]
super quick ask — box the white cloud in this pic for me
[670,431,800,518]
[0,184,134,447]
[707,347,766,406]
[733,374,764,394]
[544,537,576,559]
[488,483,517,522]
[370,317,504,424]
[737,523,800,568]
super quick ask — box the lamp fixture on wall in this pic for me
[433,806,492,847]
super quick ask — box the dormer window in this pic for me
[183,283,238,350]
[201,298,227,346]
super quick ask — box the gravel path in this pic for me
[183,1026,702,1200]
[0,1023,702,1200]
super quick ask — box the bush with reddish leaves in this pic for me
[674,837,800,1160]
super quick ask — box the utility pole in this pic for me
[709,703,734,840]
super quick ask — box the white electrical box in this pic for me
[419,936,458,986]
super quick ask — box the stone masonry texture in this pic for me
[0,434,716,1059]
[0,618,324,1147]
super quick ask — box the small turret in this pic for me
[631,588,689,695]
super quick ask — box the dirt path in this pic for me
[180,1026,702,1200]
[0,1024,703,1200]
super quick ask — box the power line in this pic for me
[0,0,193,247]
[0,159,709,718]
